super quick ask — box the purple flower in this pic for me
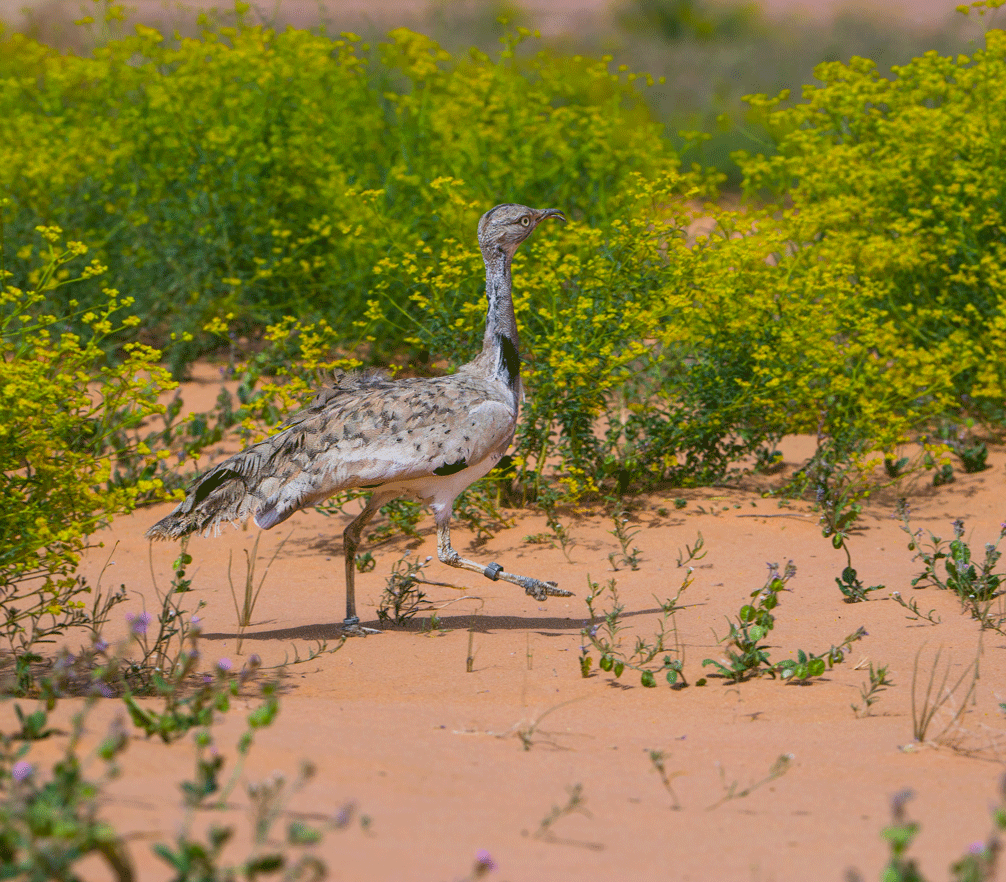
[94,639,109,653]
[90,680,115,698]
[970,841,986,856]
[127,611,152,636]
[333,801,356,828]
[473,850,497,876]
[11,761,33,783]
[217,658,233,673]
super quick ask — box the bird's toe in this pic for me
[341,617,381,637]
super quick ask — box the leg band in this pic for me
[484,562,503,581]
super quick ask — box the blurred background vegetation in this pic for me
[4,0,987,184]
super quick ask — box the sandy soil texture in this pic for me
[16,364,1003,882]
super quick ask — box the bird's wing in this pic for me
[250,374,517,527]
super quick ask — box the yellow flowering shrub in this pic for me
[0,225,174,652]
[737,7,1006,419]
[0,9,676,375]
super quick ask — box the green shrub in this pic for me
[737,6,1006,421]
[0,223,172,658]
[0,7,677,373]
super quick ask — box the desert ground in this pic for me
[18,364,1004,882]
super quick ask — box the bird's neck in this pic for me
[478,248,521,389]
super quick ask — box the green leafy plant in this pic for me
[703,561,864,682]
[607,504,642,571]
[580,533,702,687]
[852,662,894,718]
[847,777,1006,882]
[0,225,173,677]
[0,699,135,880]
[702,561,794,682]
[775,630,865,685]
[899,507,1006,633]
[809,449,884,603]
[889,591,941,626]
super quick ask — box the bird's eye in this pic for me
[520,216,530,226]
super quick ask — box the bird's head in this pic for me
[477,204,565,262]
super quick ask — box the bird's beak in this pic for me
[536,208,566,224]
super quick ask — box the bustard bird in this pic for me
[147,203,571,633]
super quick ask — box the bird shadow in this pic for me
[200,605,675,642]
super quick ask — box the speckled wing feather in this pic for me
[146,370,516,539]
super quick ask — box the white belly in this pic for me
[389,452,502,521]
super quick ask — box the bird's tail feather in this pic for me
[146,443,286,541]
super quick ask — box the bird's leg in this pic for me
[341,494,387,635]
[436,517,572,602]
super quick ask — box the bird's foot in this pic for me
[515,576,573,602]
[341,616,381,636]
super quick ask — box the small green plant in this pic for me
[848,777,1006,882]
[706,753,793,811]
[124,650,261,746]
[129,540,207,694]
[11,704,59,741]
[955,440,989,474]
[526,783,600,850]
[835,565,883,604]
[702,561,794,682]
[884,456,910,479]
[775,630,865,684]
[925,452,955,487]
[151,680,361,881]
[889,591,941,625]
[937,420,991,475]
[812,454,883,603]
[580,534,702,687]
[376,551,435,625]
[852,662,894,718]
[647,749,683,811]
[453,485,515,548]
[0,699,135,880]
[545,510,576,563]
[368,498,423,544]
[754,446,784,474]
[900,507,1006,632]
[607,505,642,571]
[703,561,864,682]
